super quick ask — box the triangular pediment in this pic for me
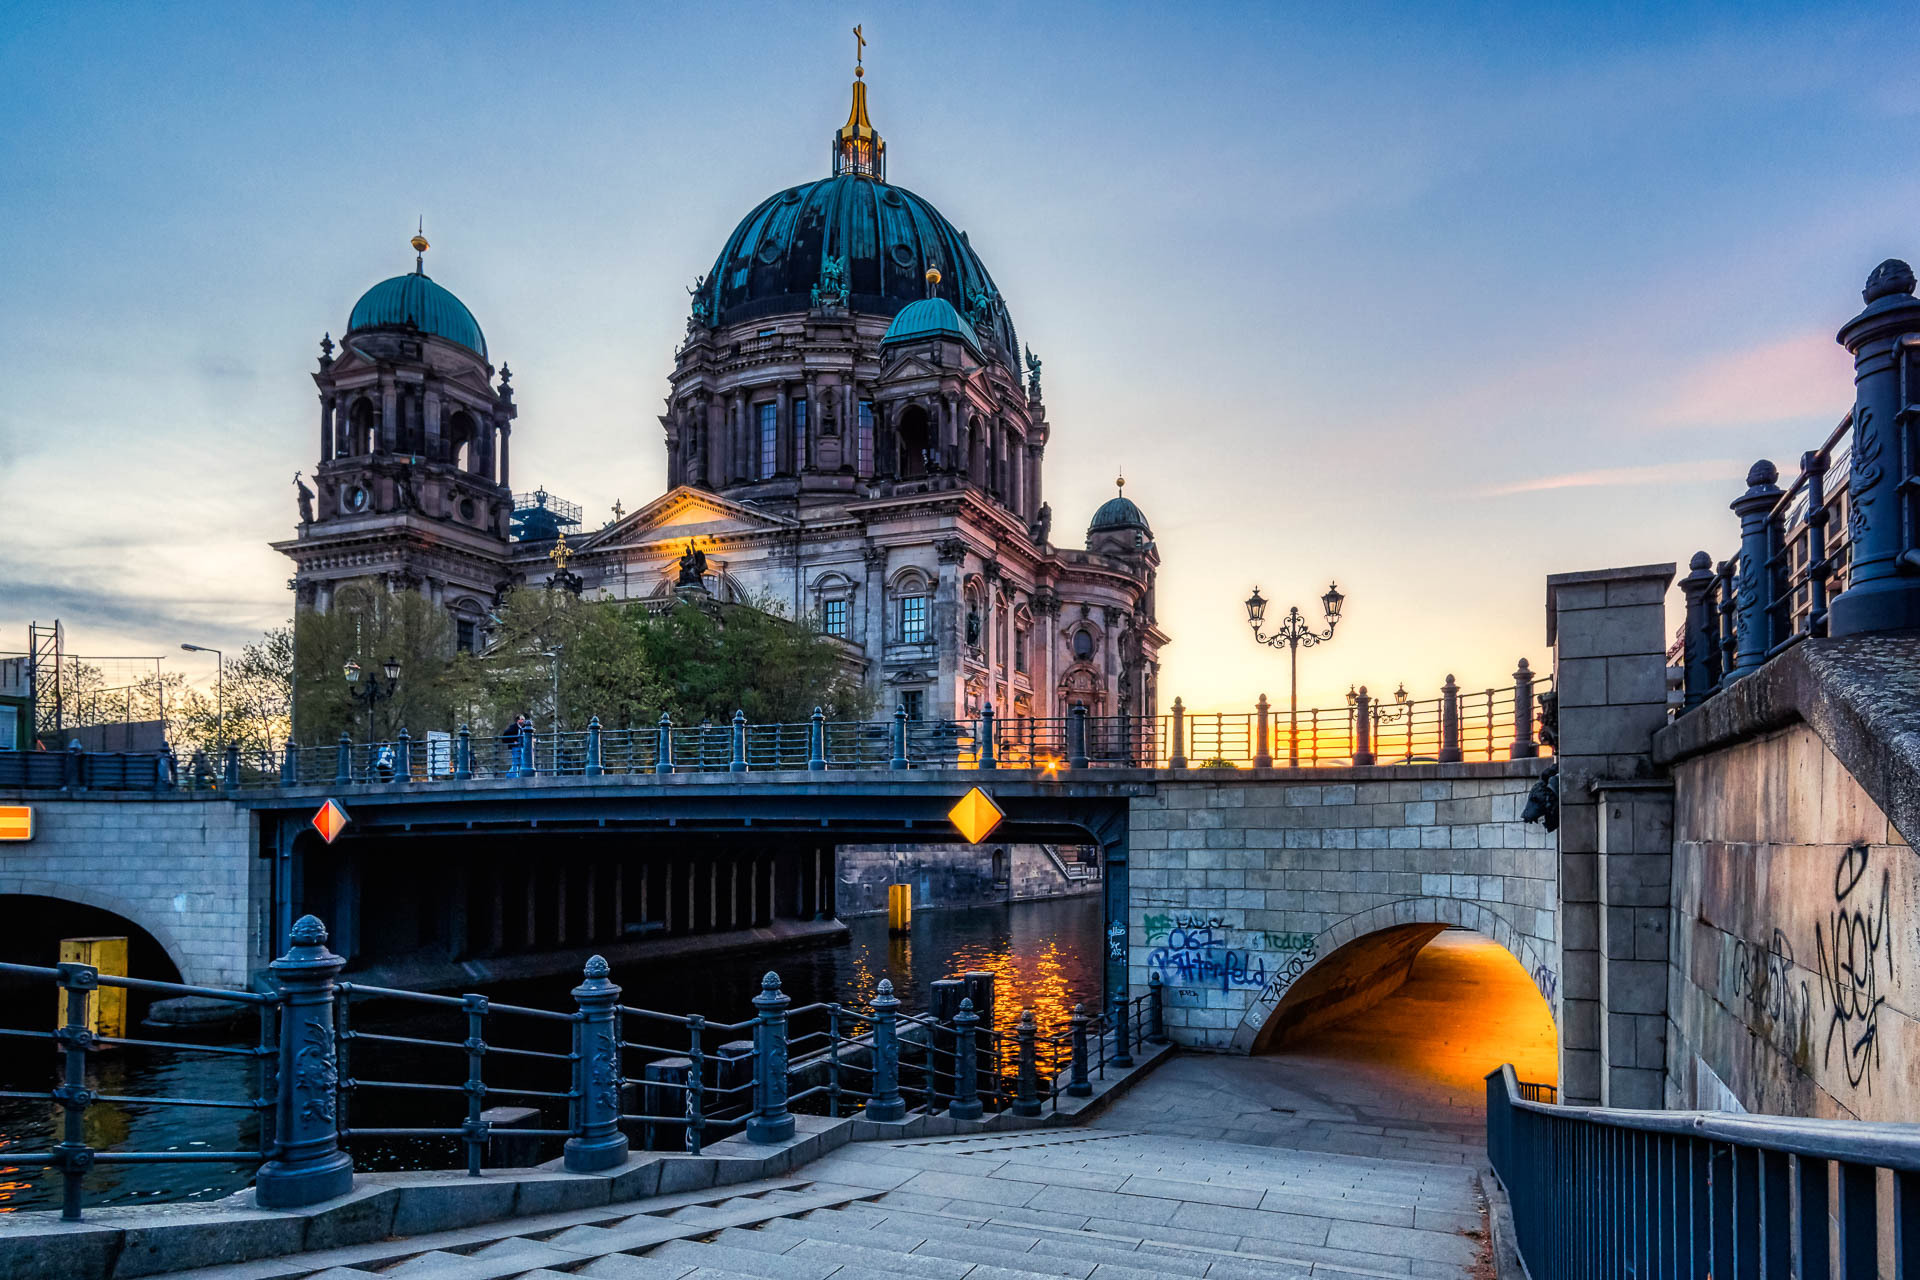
[578,486,796,551]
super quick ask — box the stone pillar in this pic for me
[380,378,397,453]
[1546,562,1675,1107]
[775,384,791,474]
[319,395,334,462]
[424,382,442,461]
[1596,779,1672,1109]
[864,547,887,695]
[1831,260,1920,636]
[499,423,511,488]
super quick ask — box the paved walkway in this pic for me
[1096,930,1559,1162]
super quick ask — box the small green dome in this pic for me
[348,272,487,359]
[881,297,982,356]
[1089,478,1151,539]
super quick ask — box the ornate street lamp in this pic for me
[1246,581,1345,767]
[344,656,401,740]
[180,643,223,749]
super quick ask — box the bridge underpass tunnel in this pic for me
[1250,928,1557,1152]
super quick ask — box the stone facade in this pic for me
[1125,764,1556,1053]
[0,795,260,988]
[1665,723,1916,1119]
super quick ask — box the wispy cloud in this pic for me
[1654,332,1853,428]
[1480,459,1737,498]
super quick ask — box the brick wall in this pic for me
[1126,764,1556,1053]
[0,794,258,989]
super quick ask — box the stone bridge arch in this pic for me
[1226,896,1559,1055]
[0,880,194,986]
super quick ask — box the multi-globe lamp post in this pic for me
[1245,581,1345,767]
[343,656,401,741]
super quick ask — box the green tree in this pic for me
[293,582,463,743]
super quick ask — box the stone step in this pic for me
[643,1238,842,1280]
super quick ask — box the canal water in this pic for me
[0,894,1101,1213]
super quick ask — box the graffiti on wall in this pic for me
[1142,913,1317,998]
[1719,926,1813,1070]
[1816,844,1895,1093]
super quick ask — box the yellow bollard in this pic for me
[57,936,128,1039]
[887,883,912,935]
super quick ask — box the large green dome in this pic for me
[697,174,1018,355]
[347,271,488,359]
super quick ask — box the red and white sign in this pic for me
[311,799,351,844]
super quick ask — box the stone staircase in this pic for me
[176,1127,1487,1280]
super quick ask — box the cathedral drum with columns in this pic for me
[278,52,1166,727]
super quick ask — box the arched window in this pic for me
[1073,629,1095,661]
[447,410,477,471]
[897,404,931,479]
[349,399,376,456]
[967,416,985,487]
[891,569,930,645]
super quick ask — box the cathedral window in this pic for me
[1015,623,1030,674]
[823,598,848,637]
[899,594,928,644]
[1073,628,1094,661]
[793,399,808,470]
[857,400,874,476]
[757,403,777,479]
[901,689,925,721]
[456,618,477,653]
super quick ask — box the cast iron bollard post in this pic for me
[255,915,353,1208]
[460,994,488,1176]
[1729,460,1784,679]
[1110,990,1135,1068]
[809,707,827,772]
[685,1014,704,1154]
[585,716,604,776]
[656,713,674,774]
[51,963,96,1219]
[979,703,997,769]
[518,718,535,777]
[564,955,629,1172]
[281,742,296,786]
[890,702,909,770]
[949,999,984,1120]
[1169,697,1187,769]
[1510,659,1539,756]
[1013,1008,1042,1116]
[1066,1003,1092,1097]
[1068,705,1089,770]
[1831,259,1920,636]
[456,724,473,780]
[1801,448,1833,637]
[1678,554,1719,708]
[1439,676,1462,762]
[224,743,241,789]
[1148,972,1167,1043]
[730,709,748,773]
[1352,686,1375,765]
[1714,559,1737,684]
[394,728,411,782]
[746,972,795,1143]
[866,979,906,1121]
[160,744,177,791]
[1253,693,1273,768]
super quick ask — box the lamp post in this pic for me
[1245,582,1345,767]
[1374,682,1412,761]
[180,643,223,750]
[343,656,401,740]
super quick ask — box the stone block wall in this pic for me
[836,843,1098,917]
[1126,764,1556,1053]
[1596,780,1674,1107]
[0,794,259,989]
[1666,723,1916,1120]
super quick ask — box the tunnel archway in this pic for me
[1230,897,1557,1056]
[0,893,187,987]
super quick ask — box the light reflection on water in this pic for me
[0,895,1102,1213]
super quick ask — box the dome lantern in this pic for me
[833,24,885,180]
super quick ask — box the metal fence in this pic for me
[1488,1063,1920,1280]
[0,914,1163,1220]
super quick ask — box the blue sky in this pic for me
[1,2,1910,711]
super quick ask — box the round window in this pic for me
[343,485,369,513]
[459,497,477,521]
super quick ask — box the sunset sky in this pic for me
[1,1,1907,713]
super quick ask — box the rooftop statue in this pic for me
[677,540,709,588]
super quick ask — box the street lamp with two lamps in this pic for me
[344,656,401,740]
[1244,581,1345,767]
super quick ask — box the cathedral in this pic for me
[277,53,1166,727]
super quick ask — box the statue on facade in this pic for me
[966,608,982,647]
[965,285,994,329]
[687,275,711,327]
[1028,502,1052,545]
[814,255,847,308]
[1023,346,1043,401]
[676,540,708,587]
[294,472,315,524]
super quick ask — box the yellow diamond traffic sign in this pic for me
[312,799,351,844]
[949,786,1005,844]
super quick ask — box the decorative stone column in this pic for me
[1595,779,1673,1109]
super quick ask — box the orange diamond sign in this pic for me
[0,805,32,841]
[949,787,1005,844]
[311,799,351,844]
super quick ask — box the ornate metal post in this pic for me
[255,915,353,1208]
[890,702,909,770]
[808,707,827,772]
[1830,260,1920,636]
[1439,676,1462,763]
[1168,697,1187,769]
[1110,991,1134,1068]
[460,994,488,1176]
[655,713,673,774]
[1066,1003,1092,1097]
[684,1013,704,1154]
[221,743,239,789]
[1678,554,1719,708]
[1714,559,1737,684]
[1801,448,1834,637]
[281,742,296,786]
[1148,972,1166,1043]
[564,956,628,1171]
[1012,1008,1042,1116]
[1352,686,1375,765]
[746,972,795,1143]
[1253,693,1272,768]
[1730,460,1784,679]
[979,702,997,769]
[866,979,906,1121]
[585,716,604,777]
[1510,659,1539,757]
[394,728,411,782]
[518,718,535,777]
[729,709,748,773]
[456,724,473,780]
[949,999,984,1120]
[51,963,95,1220]
[1068,705,1089,770]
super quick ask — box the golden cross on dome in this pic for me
[549,530,574,571]
[853,24,865,75]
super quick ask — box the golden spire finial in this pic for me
[924,266,941,297]
[853,23,865,77]
[549,529,573,571]
[411,217,429,273]
[1116,469,1126,494]
[834,27,884,180]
